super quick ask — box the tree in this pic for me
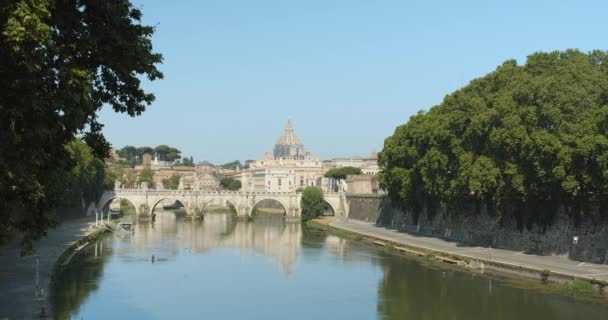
[220,160,242,170]
[64,139,112,209]
[220,177,242,191]
[301,187,325,222]
[324,166,362,180]
[117,146,138,161]
[162,174,181,190]
[138,167,155,188]
[0,0,162,253]
[244,160,254,169]
[379,50,608,228]
[154,145,181,162]
[136,146,154,159]
[181,156,195,167]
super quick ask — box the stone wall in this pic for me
[346,195,608,264]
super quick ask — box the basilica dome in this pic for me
[275,120,303,146]
[274,120,305,159]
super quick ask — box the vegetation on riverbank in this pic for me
[0,0,163,253]
[312,219,607,304]
[305,220,356,239]
[301,187,326,222]
[379,50,608,228]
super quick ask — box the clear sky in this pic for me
[99,0,607,164]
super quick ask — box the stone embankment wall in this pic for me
[346,195,608,264]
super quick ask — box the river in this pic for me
[51,212,608,319]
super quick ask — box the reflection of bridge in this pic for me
[98,189,348,219]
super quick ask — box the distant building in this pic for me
[142,153,152,166]
[332,152,380,175]
[346,174,384,195]
[236,120,328,192]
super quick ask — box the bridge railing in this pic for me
[111,189,346,197]
[112,189,310,196]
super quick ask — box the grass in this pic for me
[305,219,358,240]
[383,243,396,254]
[560,280,596,293]
[424,252,437,266]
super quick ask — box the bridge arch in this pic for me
[250,197,289,216]
[99,196,139,216]
[150,197,188,216]
[322,200,337,216]
[199,197,239,216]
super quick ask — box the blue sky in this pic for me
[99,0,607,164]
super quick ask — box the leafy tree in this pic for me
[136,146,154,159]
[138,167,155,188]
[220,177,242,191]
[162,174,181,190]
[220,160,242,170]
[117,146,138,161]
[122,171,138,189]
[154,145,181,162]
[244,160,255,169]
[0,0,162,253]
[379,50,608,228]
[181,156,195,167]
[64,139,112,208]
[324,166,363,180]
[301,187,325,222]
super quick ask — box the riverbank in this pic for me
[312,218,608,301]
[0,216,97,319]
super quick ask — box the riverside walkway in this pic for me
[331,219,608,282]
[0,216,95,319]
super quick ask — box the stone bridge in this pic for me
[98,189,348,219]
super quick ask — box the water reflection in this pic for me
[51,213,608,320]
[124,212,302,275]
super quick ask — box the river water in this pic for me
[51,212,607,320]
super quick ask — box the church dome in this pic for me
[275,120,303,146]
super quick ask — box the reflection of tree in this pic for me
[376,256,606,320]
[51,241,111,320]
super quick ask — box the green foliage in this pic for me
[324,166,362,179]
[153,145,181,162]
[162,174,181,190]
[424,252,437,266]
[220,160,242,170]
[64,140,112,207]
[111,164,137,189]
[220,177,242,191]
[301,187,325,222]
[138,167,155,188]
[180,156,195,167]
[541,269,551,283]
[0,0,162,253]
[383,243,396,254]
[379,50,608,228]
[560,280,595,293]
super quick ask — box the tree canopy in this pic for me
[220,160,242,170]
[162,174,181,190]
[324,166,363,180]
[138,167,155,188]
[116,145,181,165]
[379,50,608,228]
[0,0,162,253]
[220,177,242,191]
[300,187,325,222]
[154,145,181,162]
